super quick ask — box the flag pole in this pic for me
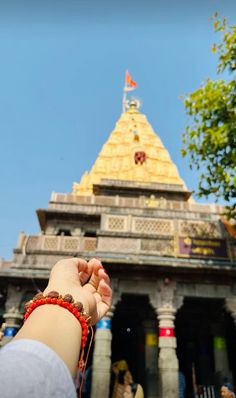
[122,91,127,113]
[122,79,127,113]
[122,70,137,112]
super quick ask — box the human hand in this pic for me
[43,257,112,325]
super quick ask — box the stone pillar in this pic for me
[157,304,178,398]
[143,320,158,398]
[0,284,24,346]
[150,281,183,398]
[91,313,113,398]
[222,296,236,384]
[91,281,120,398]
[0,307,23,346]
[225,297,236,327]
[16,231,26,250]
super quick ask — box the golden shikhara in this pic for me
[73,100,186,195]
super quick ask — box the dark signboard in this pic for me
[179,236,228,259]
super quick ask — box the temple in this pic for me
[0,98,236,398]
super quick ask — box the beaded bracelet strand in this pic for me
[24,291,91,349]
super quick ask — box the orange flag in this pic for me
[125,70,137,87]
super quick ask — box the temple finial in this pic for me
[127,98,141,113]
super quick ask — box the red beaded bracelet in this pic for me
[24,291,91,349]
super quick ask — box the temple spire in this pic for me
[73,97,188,196]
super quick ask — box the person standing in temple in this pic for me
[111,360,144,398]
[221,383,235,398]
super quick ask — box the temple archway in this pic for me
[111,293,158,397]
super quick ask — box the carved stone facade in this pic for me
[0,101,236,398]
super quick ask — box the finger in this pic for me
[96,279,112,319]
[70,258,88,273]
[98,267,110,284]
[85,258,104,291]
[88,258,103,275]
[80,262,110,286]
[79,260,94,285]
[84,268,109,294]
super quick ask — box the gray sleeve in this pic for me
[0,339,77,398]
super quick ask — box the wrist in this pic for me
[16,303,83,376]
[43,284,89,314]
[23,290,91,349]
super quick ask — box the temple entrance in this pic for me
[176,297,236,398]
[111,294,157,397]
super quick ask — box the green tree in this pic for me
[182,14,236,219]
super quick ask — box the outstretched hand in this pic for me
[44,257,112,325]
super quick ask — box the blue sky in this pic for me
[0,0,235,260]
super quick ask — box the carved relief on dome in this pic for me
[141,238,174,256]
[180,221,221,238]
[134,151,146,165]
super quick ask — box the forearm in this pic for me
[13,257,111,378]
[14,304,81,376]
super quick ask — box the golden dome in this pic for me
[73,100,187,195]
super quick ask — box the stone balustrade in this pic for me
[50,192,224,215]
[24,235,97,254]
[22,234,175,257]
[15,232,233,263]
